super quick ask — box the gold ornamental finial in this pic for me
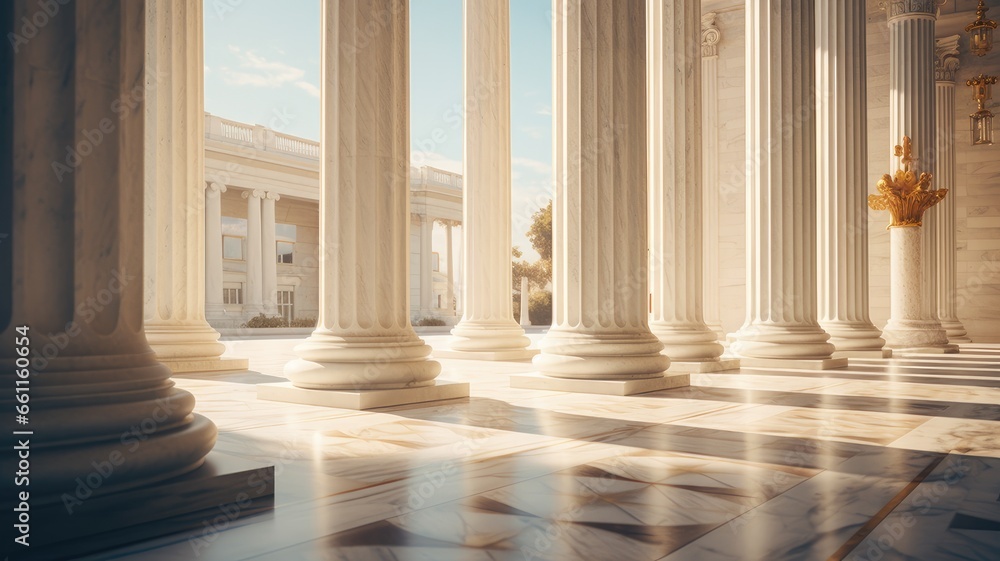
[868,136,948,229]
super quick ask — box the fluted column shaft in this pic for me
[419,215,433,314]
[261,192,279,314]
[934,37,970,343]
[648,0,723,363]
[701,13,724,341]
[445,221,455,315]
[143,0,227,363]
[1,0,215,498]
[883,0,951,349]
[815,0,886,354]
[732,0,836,361]
[242,189,264,314]
[205,183,226,317]
[449,0,530,354]
[534,0,669,380]
[285,0,440,390]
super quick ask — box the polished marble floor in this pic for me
[89,334,1000,561]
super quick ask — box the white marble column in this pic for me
[935,35,971,343]
[444,220,456,317]
[701,12,725,342]
[512,0,683,396]
[205,182,226,319]
[2,0,217,502]
[143,0,246,373]
[264,0,465,410]
[242,189,264,316]
[444,0,533,360]
[520,276,532,327]
[731,0,845,369]
[883,0,955,352]
[815,0,889,358]
[261,191,280,315]
[648,0,732,373]
[419,215,434,316]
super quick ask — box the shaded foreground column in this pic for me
[701,11,725,342]
[884,0,956,352]
[262,0,466,410]
[512,0,684,396]
[143,0,247,372]
[815,0,889,358]
[647,0,733,373]
[442,0,534,361]
[934,36,971,343]
[731,0,846,369]
[1,1,270,553]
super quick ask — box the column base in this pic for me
[3,451,274,560]
[286,330,441,389]
[893,345,960,354]
[738,357,849,370]
[159,356,250,373]
[533,328,670,379]
[257,380,469,410]
[510,372,689,396]
[882,319,952,350]
[941,319,970,343]
[433,348,539,361]
[666,358,741,373]
[832,349,893,359]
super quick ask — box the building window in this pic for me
[432,252,440,272]
[277,290,294,323]
[276,223,296,264]
[223,283,244,305]
[223,236,244,261]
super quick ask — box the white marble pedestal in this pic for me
[667,359,742,373]
[258,380,469,410]
[510,373,689,397]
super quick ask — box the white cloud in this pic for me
[295,81,320,98]
[220,46,317,97]
[535,104,552,117]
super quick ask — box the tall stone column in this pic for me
[443,220,457,317]
[884,0,955,352]
[701,12,725,342]
[934,35,971,343]
[242,189,264,316]
[205,182,226,319]
[731,0,845,369]
[143,0,247,372]
[512,0,685,396]
[0,1,268,544]
[520,276,532,327]
[419,214,434,316]
[261,191,280,315]
[444,0,534,360]
[648,0,732,373]
[815,0,889,358]
[263,0,466,410]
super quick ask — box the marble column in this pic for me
[934,35,971,343]
[815,0,889,358]
[512,0,684,396]
[731,0,845,369]
[444,0,533,360]
[143,0,247,373]
[242,189,264,316]
[205,182,226,319]
[520,276,532,327]
[1,0,221,515]
[884,0,955,351]
[263,0,466,410]
[419,215,434,317]
[261,191,280,315]
[648,0,732,373]
[701,12,725,342]
[444,220,456,317]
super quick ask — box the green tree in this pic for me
[512,200,554,324]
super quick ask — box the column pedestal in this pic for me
[264,0,465,410]
[511,0,683,396]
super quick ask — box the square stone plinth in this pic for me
[510,373,690,396]
[432,348,540,361]
[161,356,250,374]
[738,357,849,370]
[833,349,893,359]
[894,345,960,355]
[19,452,274,559]
[257,380,470,410]
[667,358,741,373]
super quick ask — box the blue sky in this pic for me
[203,0,553,260]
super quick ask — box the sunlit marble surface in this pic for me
[85,335,1000,561]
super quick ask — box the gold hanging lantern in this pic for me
[967,0,998,57]
[968,74,997,146]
